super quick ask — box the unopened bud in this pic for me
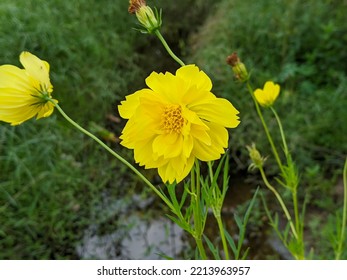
[226,52,249,82]
[247,143,266,171]
[128,0,161,34]
[128,0,146,13]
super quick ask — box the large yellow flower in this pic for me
[0,51,57,125]
[118,65,240,183]
[254,81,280,107]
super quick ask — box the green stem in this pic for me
[190,162,207,259]
[246,82,285,174]
[259,166,298,240]
[270,106,289,156]
[336,158,347,259]
[292,188,301,240]
[271,106,300,225]
[207,161,214,185]
[271,107,303,257]
[49,100,174,210]
[215,215,230,260]
[154,30,185,67]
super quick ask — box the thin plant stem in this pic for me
[194,162,207,260]
[154,30,185,67]
[259,166,298,240]
[195,232,207,260]
[246,82,284,174]
[190,162,207,260]
[336,158,347,259]
[270,106,289,156]
[271,106,301,237]
[292,188,301,244]
[207,161,214,185]
[49,100,174,211]
[215,215,230,260]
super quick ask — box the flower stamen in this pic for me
[162,104,185,134]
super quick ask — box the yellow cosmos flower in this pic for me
[0,51,57,125]
[254,81,280,107]
[118,65,240,183]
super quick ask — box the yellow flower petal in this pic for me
[152,133,183,158]
[20,51,52,92]
[118,89,146,119]
[158,155,195,184]
[182,135,194,158]
[0,65,32,91]
[190,124,211,146]
[145,71,178,103]
[189,97,240,128]
[176,64,212,92]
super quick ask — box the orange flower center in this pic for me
[162,105,184,134]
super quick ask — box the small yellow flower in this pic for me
[118,65,240,183]
[0,51,57,125]
[254,81,280,107]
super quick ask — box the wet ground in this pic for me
[76,175,290,260]
[77,215,186,259]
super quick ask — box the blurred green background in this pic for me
[0,0,346,259]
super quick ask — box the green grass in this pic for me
[189,0,347,175]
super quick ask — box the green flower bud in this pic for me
[128,0,161,34]
[247,143,267,171]
[226,52,249,83]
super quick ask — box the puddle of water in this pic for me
[77,216,186,259]
[77,176,288,259]
[76,193,187,259]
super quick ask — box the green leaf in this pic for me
[157,253,174,260]
[212,153,228,186]
[0,187,18,208]
[241,247,250,260]
[165,214,191,234]
[204,235,221,260]
[234,213,243,231]
[179,182,189,209]
[243,187,260,224]
[224,230,238,257]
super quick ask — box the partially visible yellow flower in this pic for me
[0,51,57,125]
[254,81,280,107]
[118,65,240,183]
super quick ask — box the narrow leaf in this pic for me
[204,235,221,260]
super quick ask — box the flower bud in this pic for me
[226,52,249,82]
[128,0,161,34]
[247,143,266,171]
